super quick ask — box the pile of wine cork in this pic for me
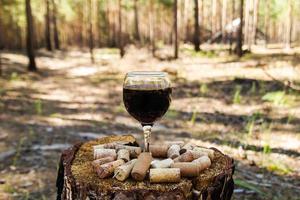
[92,141,214,183]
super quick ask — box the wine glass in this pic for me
[123,71,172,152]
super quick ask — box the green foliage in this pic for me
[234,179,264,195]
[165,110,179,119]
[10,72,19,81]
[158,0,173,7]
[233,85,242,104]
[266,163,293,175]
[12,136,26,166]
[199,83,208,95]
[262,91,288,106]
[190,111,197,125]
[263,144,272,154]
[34,99,43,115]
[245,112,262,135]
[250,82,257,94]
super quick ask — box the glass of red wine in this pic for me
[123,71,172,152]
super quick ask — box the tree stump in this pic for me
[56,135,234,200]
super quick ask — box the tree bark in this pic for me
[149,0,156,56]
[56,135,235,200]
[51,0,60,50]
[134,0,140,42]
[0,7,3,76]
[119,0,125,57]
[264,0,269,47]
[252,0,259,45]
[88,0,95,63]
[45,0,52,51]
[229,0,235,54]
[221,0,227,43]
[236,0,244,57]
[173,0,178,59]
[285,0,293,49]
[25,0,37,71]
[194,0,200,51]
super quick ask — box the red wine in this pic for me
[123,87,172,125]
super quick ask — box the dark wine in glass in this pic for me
[123,72,172,152]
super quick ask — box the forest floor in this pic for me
[0,45,300,200]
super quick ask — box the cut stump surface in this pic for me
[56,135,234,200]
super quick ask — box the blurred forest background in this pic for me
[0,0,300,199]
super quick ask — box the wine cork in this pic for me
[173,151,194,162]
[95,159,125,178]
[189,150,209,159]
[93,141,129,150]
[171,162,200,177]
[165,141,185,147]
[114,159,137,181]
[131,152,152,181]
[94,149,117,160]
[92,157,116,169]
[117,149,130,162]
[149,144,169,158]
[116,144,142,158]
[149,168,181,183]
[193,147,215,160]
[192,155,211,171]
[179,143,195,154]
[151,158,174,168]
[167,144,181,159]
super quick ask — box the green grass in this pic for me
[34,99,43,115]
[233,85,242,104]
[165,110,179,119]
[199,83,208,95]
[234,179,264,195]
[189,111,197,125]
[9,72,20,81]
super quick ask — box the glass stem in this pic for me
[142,125,152,152]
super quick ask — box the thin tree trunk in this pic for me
[194,0,200,51]
[88,0,95,63]
[0,7,2,76]
[45,0,52,51]
[119,0,125,57]
[236,0,244,57]
[264,0,269,47]
[221,0,227,43]
[51,0,60,49]
[134,0,140,41]
[174,0,178,59]
[211,0,217,38]
[285,0,292,49]
[252,0,259,45]
[149,0,156,56]
[25,0,37,71]
[229,0,235,53]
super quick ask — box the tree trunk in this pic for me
[88,0,95,63]
[45,0,52,51]
[236,0,244,57]
[119,0,125,58]
[285,0,292,49]
[264,0,269,47]
[173,0,178,59]
[25,0,37,71]
[149,0,156,57]
[221,0,227,43]
[229,0,235,54]
[0,7,2,76]
[134,0,140,42]
[252,0,259,45]
[56,135,235,200]
[194,0,200,51]
[51,0,60,49]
